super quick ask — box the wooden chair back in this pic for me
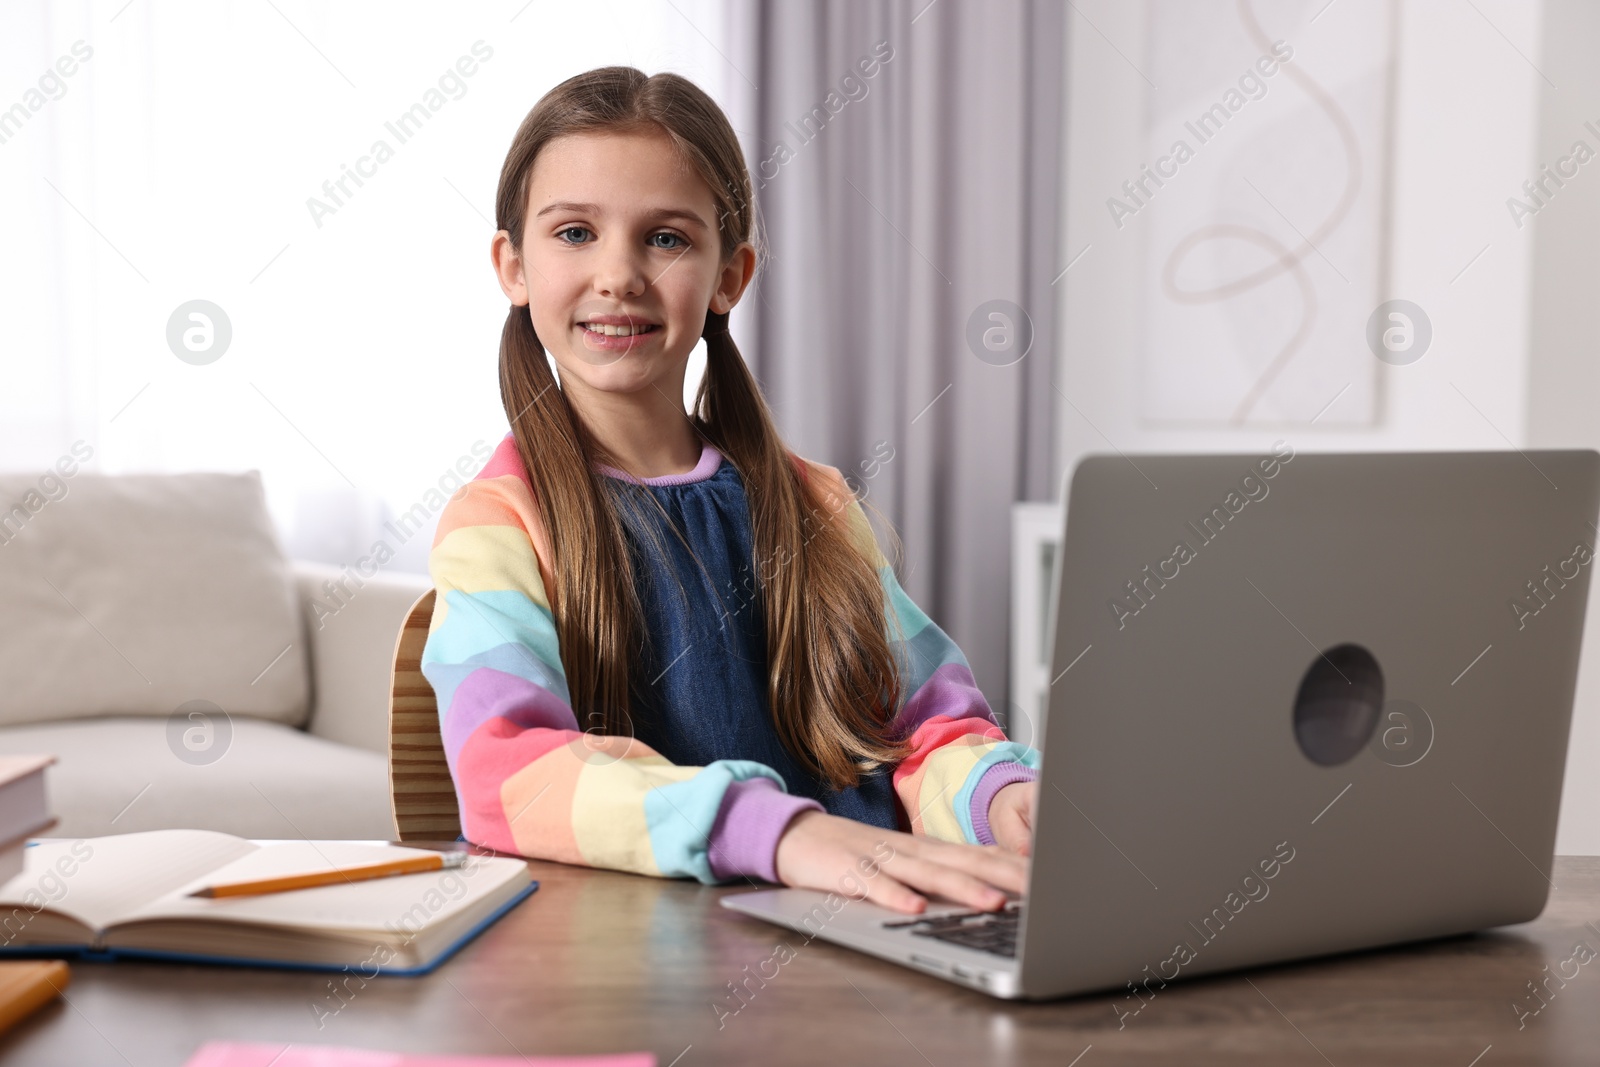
[389,588,464,841]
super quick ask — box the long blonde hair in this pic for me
[494,66,905,790]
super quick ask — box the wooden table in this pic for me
[4,847,1600,1066]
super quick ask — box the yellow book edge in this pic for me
[0,959,68,1036]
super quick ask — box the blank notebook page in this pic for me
[0,831,257,932]
[123,840,520,932]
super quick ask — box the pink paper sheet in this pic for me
[183,1042,656,1067]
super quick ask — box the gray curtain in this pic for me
[730,0,1065,715]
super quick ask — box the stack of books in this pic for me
[0,755,54,883]
[0,754,65,1037]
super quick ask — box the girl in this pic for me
[421,66,1040,915]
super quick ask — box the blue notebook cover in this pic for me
[0,880,537,976]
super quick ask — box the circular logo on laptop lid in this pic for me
[1292,643,1384,766]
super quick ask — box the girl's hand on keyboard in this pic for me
[988,781,1038,857]
[773,810,1027,915]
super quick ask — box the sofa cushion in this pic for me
[0,471,310,728]
[0,717,394,840]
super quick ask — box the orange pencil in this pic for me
[188,851,469,899]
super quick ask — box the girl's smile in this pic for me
[576,314,662,353]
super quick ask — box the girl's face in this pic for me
[493,126,754,409]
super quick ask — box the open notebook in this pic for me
[0,830,536,974]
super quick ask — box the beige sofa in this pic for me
[0,470,430,839]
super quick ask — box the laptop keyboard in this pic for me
[881,901,1022,958]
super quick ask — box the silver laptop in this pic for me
[722,449,1600,1000]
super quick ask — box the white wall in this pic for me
[1054,0,1600,852]
[1057,0,1541,473]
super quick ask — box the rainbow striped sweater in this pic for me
[421,433,1040,883]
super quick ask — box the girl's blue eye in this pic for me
[649,232,687,250]
[557,226,592,245]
